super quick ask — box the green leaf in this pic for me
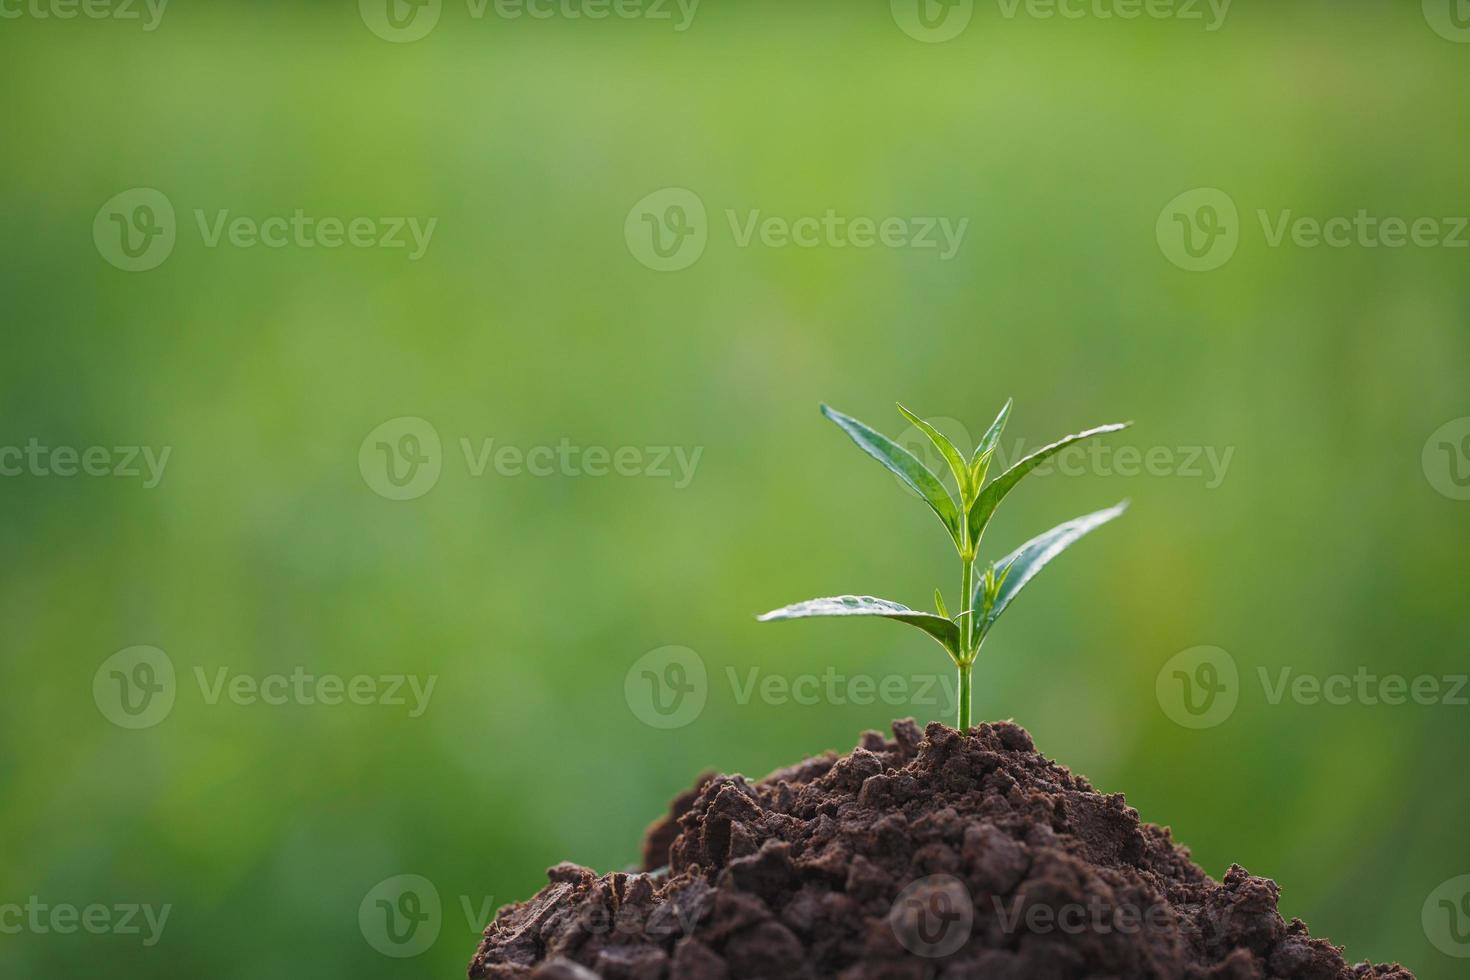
[968,398,1012,486]
[757,595,961,654]
[966,421,1129,546]
[975,501,1128,636]
[821,404,961,545]
[897,403,971,499]
[933,588,949,620]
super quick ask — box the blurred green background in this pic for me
[3,0,1469,976]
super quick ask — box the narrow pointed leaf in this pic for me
[821,404,960,544]
[975,501,1128,634]
[968,398,1013,476]
[966,421,1129,545]
[933,588,949,620]
[757,595,960,652]
[897,403,970,498]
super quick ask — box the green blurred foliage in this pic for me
[1,1,1468,977]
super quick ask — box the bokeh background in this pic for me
[3,1,1469,976]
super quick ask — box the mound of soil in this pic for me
[469,720,1413,979]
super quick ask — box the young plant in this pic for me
[758,401,1130,731]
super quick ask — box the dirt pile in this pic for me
[469,720,1413,979]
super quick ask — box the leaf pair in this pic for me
[820,405,963,546]
[966,398,1011,496]
[966,421,1129,550]
[821,401,1127,555]
[757,502,1127,658]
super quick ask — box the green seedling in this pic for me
[758,401,1130,730]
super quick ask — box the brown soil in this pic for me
[468,720,1414,979]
